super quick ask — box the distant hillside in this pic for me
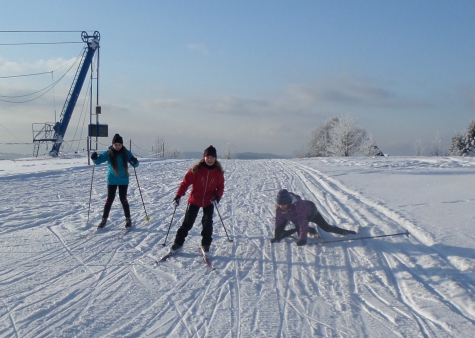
[182,151,291,160]
[233,152,291,159]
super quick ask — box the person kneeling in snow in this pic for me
[272,189,356,246]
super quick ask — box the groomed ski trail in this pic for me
[0,158,474,337]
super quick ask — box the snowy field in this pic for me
[1,155,475,337]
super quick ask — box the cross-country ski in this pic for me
[79,228,96,239]
[199,248,215,271]
[156,251,174,264]
[116,227,132,240]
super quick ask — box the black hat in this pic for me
[204,145,217,158]
[276,189,292,205]
[112,134,123,145]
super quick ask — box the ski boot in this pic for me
[125,217,132,229]
[98,218,107,229]
[170,243,182,255]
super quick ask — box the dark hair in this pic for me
[108,145,129,176]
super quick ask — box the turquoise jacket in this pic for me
[93,147,139,185]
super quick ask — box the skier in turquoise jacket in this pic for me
[91,133,139,229]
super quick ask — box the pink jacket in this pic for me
[275,192,314,241]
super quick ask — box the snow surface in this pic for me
[1,155,475,337]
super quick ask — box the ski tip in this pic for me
[405,230,410,237]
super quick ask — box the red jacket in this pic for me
[176,164,225,207]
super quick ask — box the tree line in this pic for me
[151,116,475,159]
[296,115,475,158]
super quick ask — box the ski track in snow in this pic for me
[0,158,474,337]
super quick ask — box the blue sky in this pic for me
[1,0,475,156]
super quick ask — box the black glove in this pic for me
[296,239,307,246]
[91,152,98,160]
[129,157,138,165]
[211,195,221,204]
[173,195,181,206]
[272,225,285,243]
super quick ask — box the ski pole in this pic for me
[312,230,410,245]
[162,204,177,246]
[86,164,95,225]
[133,166,150,221]
[213,201,233,242]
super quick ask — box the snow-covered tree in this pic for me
[166,146,182,159]
[447,120,475,156]
[222,142,235,159]
[151,135,165,158]
[363,137,384,156]
[301,115,383,157]
[309,115,379,157]
[414,139,424,156]
[429,131,444,156]
[447,132,465,156]
[306,116,339,157]
[462,120,475,156]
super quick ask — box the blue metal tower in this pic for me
[32,31,100,157]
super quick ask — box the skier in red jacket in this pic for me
[170,145,225,255]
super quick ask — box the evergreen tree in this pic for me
[447,132,465,156]
[448,120,475,156]
[462,120,475,155]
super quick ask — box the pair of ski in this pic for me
[291,230,410,245]
[156,248,215,271]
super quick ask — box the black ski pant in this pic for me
[102,185,130,219]
[173,203,214,247]
[308,202,352,234]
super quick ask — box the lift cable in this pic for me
[0,71,52,79]
[0,42,83,46]
[0,122,27,143]
[0,30,87,33]
[0,49,83,102]
[0,56,78,80]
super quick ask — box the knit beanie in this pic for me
[276,189,292,205]
[112,134,123,145]
[204,145,217,158]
